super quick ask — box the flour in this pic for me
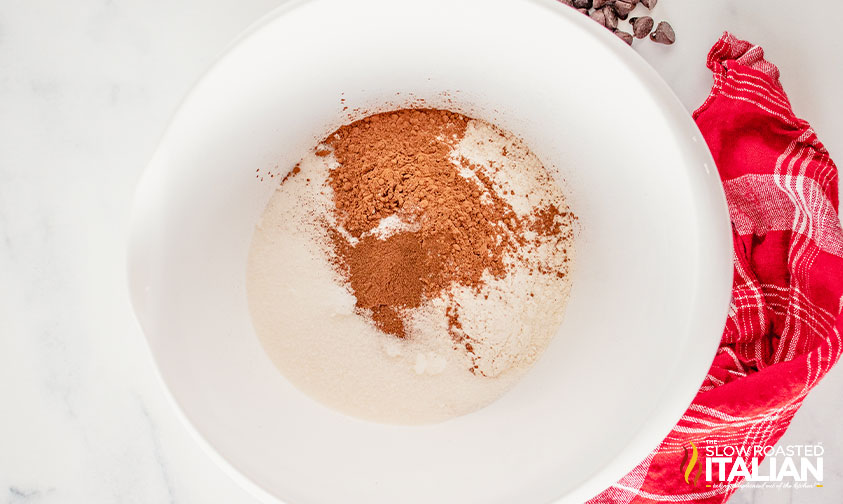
[453,120,565,219]
[408,120,574,378]
[365,214,418,240]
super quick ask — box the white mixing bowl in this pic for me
[128,0,733,502]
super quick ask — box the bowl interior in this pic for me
[128,0,732,502]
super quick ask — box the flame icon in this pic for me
[680,442,703,486]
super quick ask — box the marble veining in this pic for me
[0,1,840,503]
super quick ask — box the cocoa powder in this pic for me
[313,108,568,339]
[334,230,448,338]
[321,109,520,336]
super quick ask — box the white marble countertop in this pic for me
[1,1,840,503]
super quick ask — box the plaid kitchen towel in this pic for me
[588,33,843,503]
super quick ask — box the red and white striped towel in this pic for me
[588,33,843,503]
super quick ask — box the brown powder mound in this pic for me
[324,109,526,337]
[336,231,448,338]
[327,109,469,236]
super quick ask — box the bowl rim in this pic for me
[127,0,734,502]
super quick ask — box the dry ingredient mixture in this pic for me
[247,109,576,423]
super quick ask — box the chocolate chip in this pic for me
[589,8,607,27]
[650,21,675,44]
[602,5,618,29]
[613,0,636,19]
[614,30,634,45]
[572,0,592,8]
[630,16,654,38]
[592,0,613,8]
[641,0,657,9]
